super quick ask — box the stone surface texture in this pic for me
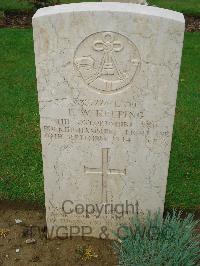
[103,0,147,4]
[33,3,185,239]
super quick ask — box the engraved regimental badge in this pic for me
[74,31,141,94]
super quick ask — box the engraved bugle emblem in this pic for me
[74,31,141,94]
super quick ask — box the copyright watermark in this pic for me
[62,200,139,218]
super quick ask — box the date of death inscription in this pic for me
[41,99,168,143]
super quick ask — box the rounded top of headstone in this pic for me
[103,0,147,4]
[33,3,184,24]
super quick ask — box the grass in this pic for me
[0,29,44,203]
[165,31,200,211]
[0,0,199,16]
[0,0,33,12]
[149,0,200,16]
[0,29,199,211]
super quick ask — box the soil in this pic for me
[0,201,118,266]
[0,201,199,266]
[0,11,33,29]
[185,15,200,32]
[0,12,200,32]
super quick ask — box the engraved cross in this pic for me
[84,148,126,203]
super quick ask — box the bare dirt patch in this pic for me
[0,201,199,266]
[0,201,118,266]
[0,11,33,28]
[185,15,200,32]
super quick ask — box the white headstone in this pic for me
[33,3,185,239]
[102,0,147,4]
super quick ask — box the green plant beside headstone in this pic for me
[114,210,200,266]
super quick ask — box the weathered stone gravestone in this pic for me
[33,3,185,239]
[103,0,147,4]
